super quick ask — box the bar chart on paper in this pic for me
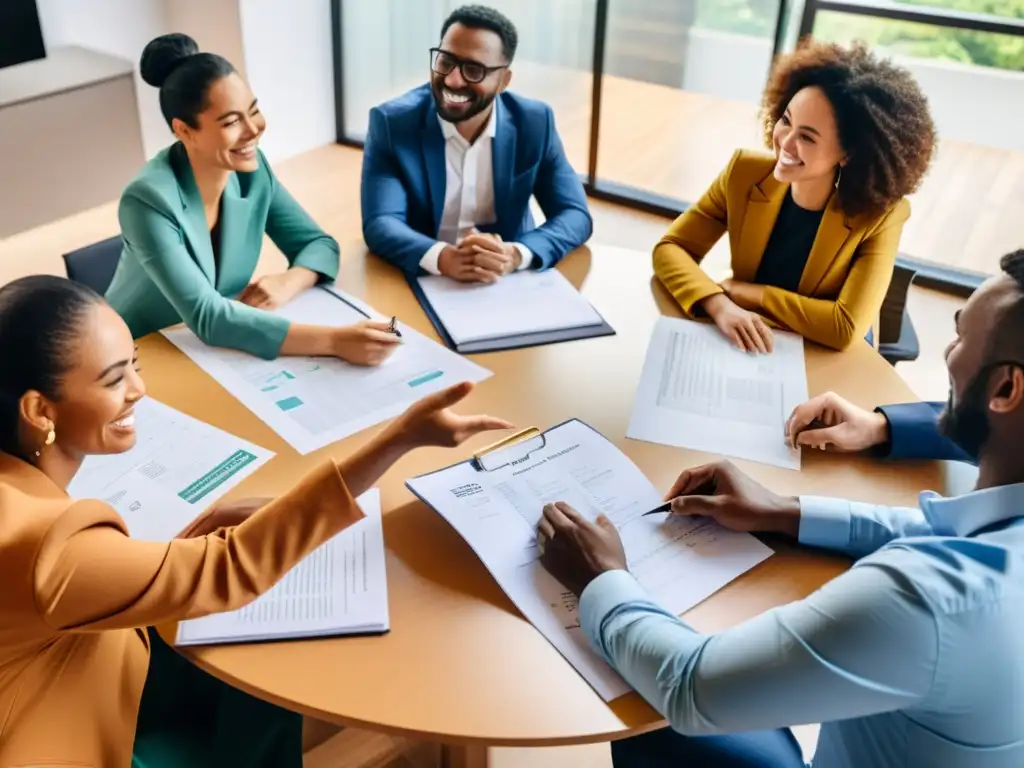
[163,288,492,453]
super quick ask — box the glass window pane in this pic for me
[594,0,781,203]
[814,11,1024,275]
[340,0,594,175]
[894,0,1024,35]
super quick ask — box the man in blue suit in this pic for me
[360,5,593,280]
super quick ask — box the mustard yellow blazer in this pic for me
[0,453,362,767]
[653,149,910,350]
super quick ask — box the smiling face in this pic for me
[430,22,510,124]
[172,72,265,172]
[772,86,846,187]
[27,302,147,460]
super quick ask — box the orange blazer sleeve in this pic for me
[759,199,909,350]
[32,460,363,632]
[652,150,739,314]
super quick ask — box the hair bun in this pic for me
[140,33,199,88]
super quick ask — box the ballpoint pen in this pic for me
[642,501,672,517]
[388,315,402,338]
[642,478,717,516]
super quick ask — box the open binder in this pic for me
[408,273,616,355]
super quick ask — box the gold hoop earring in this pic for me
[34,427,55,458]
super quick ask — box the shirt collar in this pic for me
[920,482,1024,537]
[438,99,499,144]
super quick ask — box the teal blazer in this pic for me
[106,142,340,360]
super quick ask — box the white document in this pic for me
[406,419,773,701]
[176,490,389,646]
[162,287,492,454]
[68,398,273,542]
[417,269,605,345]
[627,316,808,470]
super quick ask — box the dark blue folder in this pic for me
[407,276,616,354]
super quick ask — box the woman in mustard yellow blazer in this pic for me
[654,41,936,352]
[0,276,511,767]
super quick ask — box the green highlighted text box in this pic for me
[178,449,258,504]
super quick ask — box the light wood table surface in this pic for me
[148,244,944,765]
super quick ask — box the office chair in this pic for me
[61,235,123,295]
[878,259,920,366]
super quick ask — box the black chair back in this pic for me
[62,236,123,295]
[878,258,920,365]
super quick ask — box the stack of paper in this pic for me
[627,316,808,470]
[68,398,273,541]
[415,270,614,353]
[162,287,492,454]
[176,490,389,646]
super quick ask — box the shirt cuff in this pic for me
[513,243,534,271]
[419,242,446,275]
[869,407,895,457]
[579,569,649,646]
[797,496,853,550]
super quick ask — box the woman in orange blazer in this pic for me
[654,41,936,352]
[0,276,511,767]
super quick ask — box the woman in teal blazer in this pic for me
[106,33,399,364]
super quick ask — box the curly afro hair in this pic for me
[761,40,937,220]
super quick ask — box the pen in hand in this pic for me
[642,477,718,516]
[388,316,402,338]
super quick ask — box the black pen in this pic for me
[642,501,672,517]
[388,315,402,338]
[643,479,717,517]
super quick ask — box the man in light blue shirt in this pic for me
[536,248,1024,768]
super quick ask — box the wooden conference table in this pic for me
[149,245,944,766]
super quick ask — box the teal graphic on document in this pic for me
[276,396,304,411]
[178,450,258,504]
[260,370,296,392]
[408,370,443,387]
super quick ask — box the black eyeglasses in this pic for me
[430,48,507,84]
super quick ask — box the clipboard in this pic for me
[406,418,600,487]
[471,426,547,471]
[407,276,616,355]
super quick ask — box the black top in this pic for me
[210,198,224,273]
[754,191,824,293]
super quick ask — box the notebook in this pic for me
[175,489,389,646]
[412,269,615,353]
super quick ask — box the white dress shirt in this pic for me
[419,103,533,275]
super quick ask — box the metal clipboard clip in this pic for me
[472,426,547,472]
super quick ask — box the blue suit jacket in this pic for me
[360,85,593,276]
[877,402,972,463]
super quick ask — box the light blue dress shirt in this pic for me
[580,484,1024,767]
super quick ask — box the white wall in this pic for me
[239,0,336,161]
[166,0,248,83]
[36,0,334,163]
[36,0,171,158]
